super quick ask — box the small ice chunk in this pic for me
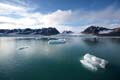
[18,46,29,50]
[48,39,66,44]
[80,53,108,71]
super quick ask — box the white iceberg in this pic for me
[80,53,108,71]
[80,59,98,71]
[48,39,66,44]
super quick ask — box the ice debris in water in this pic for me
[48,39,66,44]
[80,53,108,71]
[18,46,29,50]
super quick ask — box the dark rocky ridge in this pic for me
[62,30,74,34]
[0,27,60,36]
[82,26,110,34]
[82,26,120,36]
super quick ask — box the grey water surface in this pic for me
[0,36,120,80]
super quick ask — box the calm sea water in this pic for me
[0,36,120,80]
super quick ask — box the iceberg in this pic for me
[48,39,66,44]
[80,59,98,71]
[80,53,108,71]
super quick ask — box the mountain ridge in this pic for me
[82,26,120,36]
[0,27,60,36]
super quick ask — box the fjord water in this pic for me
[0,36,120,80]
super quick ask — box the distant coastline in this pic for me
[0,26,120,37]
[0,27,60,36]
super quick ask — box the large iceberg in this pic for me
[80,53,108,71]
[48,39,66,44]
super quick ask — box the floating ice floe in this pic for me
[48,39,66,44]
[80,53,108,71]
[18,46,29,50]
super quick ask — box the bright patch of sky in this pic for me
[0,0,120,32]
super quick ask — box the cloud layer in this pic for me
[0,1,120,32]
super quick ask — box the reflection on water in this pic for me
[0,37,120,80]
[82,38,99,46]
[0,38,16,60]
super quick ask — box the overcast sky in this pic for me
[0,0,120,32]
